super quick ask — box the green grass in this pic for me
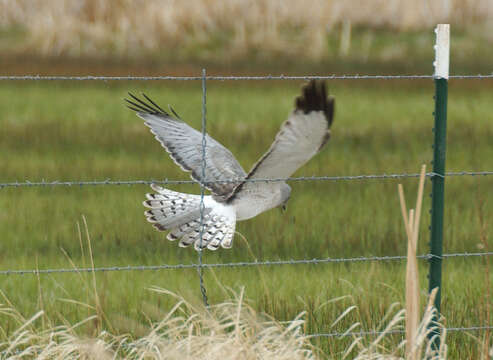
[0,80,491,358]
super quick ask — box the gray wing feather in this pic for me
[126,94,246,199]
[227,80,334,201]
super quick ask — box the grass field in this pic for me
[0,80,491,358]
[2,0,493,73]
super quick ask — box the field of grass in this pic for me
[2,0,493,73]
[0,79,491,358]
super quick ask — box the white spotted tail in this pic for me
[143,184,236,250]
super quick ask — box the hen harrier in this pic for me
[126,80,334,251]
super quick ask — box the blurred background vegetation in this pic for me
[1,0,493,74]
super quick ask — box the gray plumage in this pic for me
[126,93,245,201]
[126,80,335,250]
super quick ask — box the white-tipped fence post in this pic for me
[429,24,449,349]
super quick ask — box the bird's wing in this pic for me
[126,93,246,199]
[227,80,334,201]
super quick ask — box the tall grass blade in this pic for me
[399,165,426,359]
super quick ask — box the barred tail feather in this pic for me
[143,184,236,250]
[143,185,203,230]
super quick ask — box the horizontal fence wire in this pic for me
[0,252,491,276]
[0,171,492,189]
[310,325,493,338]
[1,74,493,81]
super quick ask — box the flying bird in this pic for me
[125,80,334,251]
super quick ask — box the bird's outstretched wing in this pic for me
[126,93,246,199]
[227,80,334,200]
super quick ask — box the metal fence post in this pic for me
[429,24,449,346]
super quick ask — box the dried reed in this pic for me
[398,165,426,359]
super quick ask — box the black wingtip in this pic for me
[142,93,166,114]
[295,80,335,127]
[168,105,182,120]
[124,93,169,116]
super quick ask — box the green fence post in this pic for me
[429,24,449,348]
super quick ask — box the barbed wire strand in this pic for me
[0,252,491,276]
[0,171,492,190]
[1,74,493,81]
[309,325,493,338]
[197,69,209,307]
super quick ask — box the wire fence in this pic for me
[197,69,209,306]
[1,74,493,81]
[310,325,493,339]
[1,69,492,343]
[1,171,492,189]
[0,252,491,276]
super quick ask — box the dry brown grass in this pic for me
[0,287,449,360]
[1,0,492,60]
[0,287,318,359]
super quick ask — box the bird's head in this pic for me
[279,183,291,212]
